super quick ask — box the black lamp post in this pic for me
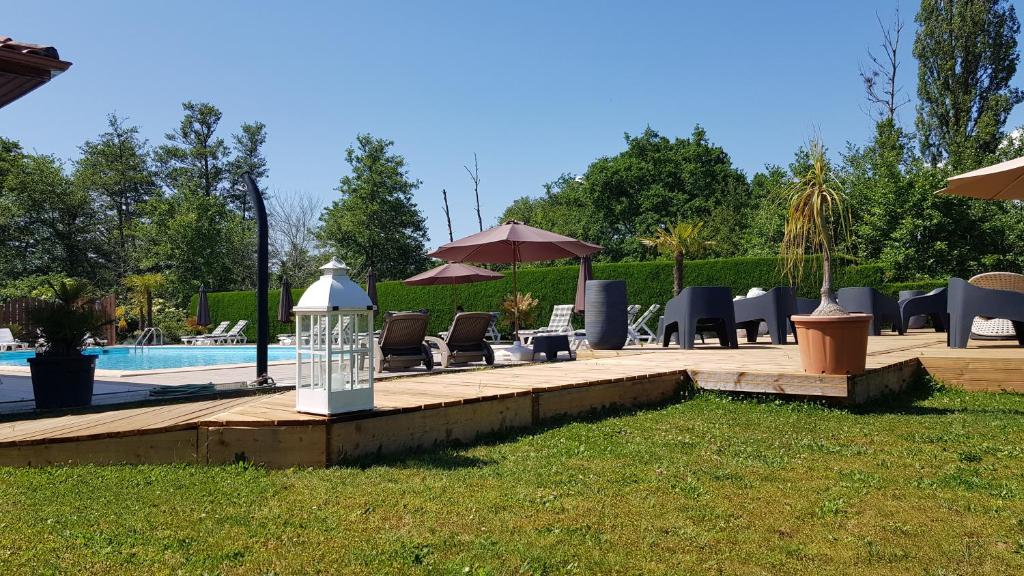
[243,173,269,381]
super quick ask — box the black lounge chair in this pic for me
[837,287,905,335]
[948,277,1024,348]
[374,312,433,372]
[426,312,495,368]
[796,297,819,315]
[734,287,798,344]
[661,286,738,350]
[898,288,947,333]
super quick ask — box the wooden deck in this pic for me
[1,331,1020,467]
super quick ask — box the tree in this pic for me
[781,141,850,315]
[441,188,454,242]
[914,0,1023,167]
[154,101,230,196]
[269,192,323,287]
[498,126,750,261]
[465,153,482,231]
[225,121,269,218]
[317,134,429,280]
[639,221,712,296]
[123,273,166,329]
[135,190,256,304]
[74,114,159,282]
[860,7,910,121]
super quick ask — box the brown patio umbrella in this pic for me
[404,262,504,310]
[939,155,1024,200]
[574,256,594,314]
[429,221,601,339]
[277,277,294,323]
[0,37,72,109]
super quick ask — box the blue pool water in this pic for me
[0,345,295,371]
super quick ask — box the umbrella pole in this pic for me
[513,244,519,342]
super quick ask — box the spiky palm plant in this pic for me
[640,220,712,296]
[781,141,851,316]
[31,280,111,357]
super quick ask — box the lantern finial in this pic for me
[320,259,349,277]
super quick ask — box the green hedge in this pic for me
[194,256,940,340]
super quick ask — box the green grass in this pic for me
[4,384,1024,574]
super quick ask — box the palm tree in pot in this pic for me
[783,141,871,375]
[28,280,111,410]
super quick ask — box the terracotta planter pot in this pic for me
[791,314,872,375]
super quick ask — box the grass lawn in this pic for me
[3,382,1024,575]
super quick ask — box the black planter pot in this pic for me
[585,280,627,350]
[28,354,96,410]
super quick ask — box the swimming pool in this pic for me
[0,345,295,371]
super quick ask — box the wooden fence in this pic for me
[0,295,117,345]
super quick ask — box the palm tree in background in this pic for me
[641,220,712,296]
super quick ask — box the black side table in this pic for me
[531,334,574,361]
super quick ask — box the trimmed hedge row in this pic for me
[194,256,943,340]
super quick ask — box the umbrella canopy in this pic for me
[574,256,593,313]
[429,221,601,340]
[195,285,211,327]
[277,277,294,324]
[939,155,1024,200]
[0,37,72,110]
[365,267,378,308]
[429,221,602,264]
[403,262,504,286]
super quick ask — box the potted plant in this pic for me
[782,141,872,375]
[28,280,111,409]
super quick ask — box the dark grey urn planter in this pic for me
[585,280,627,350]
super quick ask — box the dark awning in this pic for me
[0,36,72,109]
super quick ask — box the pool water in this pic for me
[0,345,295,371]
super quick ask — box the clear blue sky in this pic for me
[5,1,1024,248]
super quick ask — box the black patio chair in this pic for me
[661,286,738,350]
[898,288,947,333]
[948,277,1024,348]
[734,287,798,344]
[796,297,819,315]
[837,287,905,335]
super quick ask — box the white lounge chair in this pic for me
[183,321,230,345]
[205,320,249,345]
[519,304,575,345]
[82,332,108,347]
[0,328,29,351]
[626,304,661,346]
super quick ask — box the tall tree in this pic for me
[465,153,483,231]
[317,134,429,279]
[914,0,1023,167]
[860,7,909,121]
[154,101,229,196]
[268,192,323,287]
[226,121,269,218]
[74,114,159,282]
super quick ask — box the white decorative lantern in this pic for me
[293,259,375,415]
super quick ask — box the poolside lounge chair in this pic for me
[425,312,495,368]
[82,332,108,347]
[898,288,947,333]
[626,304,660,346]
[734,287,798,344]
[486,312,501,342]
[183,321,230,345]
[837,287,905,335]
[374,312,433,372]
[948,277,1024,348]
[0,328,28,351]
[968,272,1024,339]
[205,320,249,345]
[661,286,738,350]
[519,304,575,345]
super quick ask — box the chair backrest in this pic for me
[626,304,641,324]
[379,312,429,350]
[633,304,661,328]
[226,320,248,335]
[969,272,1024,294]
[208,321,230,336]
[0,328,14,343]
[546,305,575,330]
[445,312,492,348]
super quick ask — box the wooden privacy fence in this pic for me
[0,295,117,345]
